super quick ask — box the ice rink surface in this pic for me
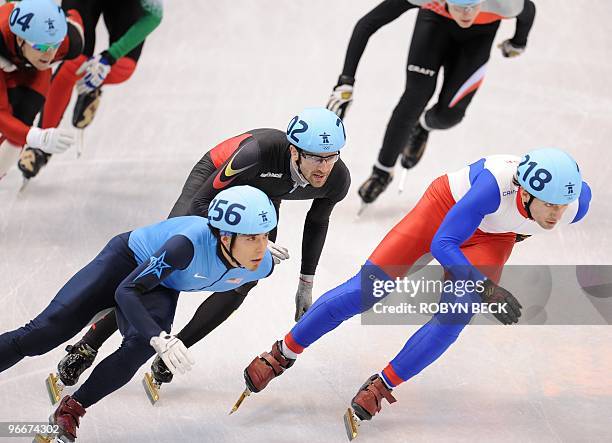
[1,1,611,442]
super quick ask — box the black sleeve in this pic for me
[511,0,536,47]
[189,138,262,216]
[175,290,247,348]
[300,165,350,275]
[341,0,415,79]
[115,235,194,339]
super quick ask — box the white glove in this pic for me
[76,53,112,94]
[295,274,314,321]
[26,127,75,154]
[268,241,290,265]
[326,83,354,119]
[0,54,17,73]
[498,39,525,58]
[150,331,195,375]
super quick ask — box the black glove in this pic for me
[480,279,522,325]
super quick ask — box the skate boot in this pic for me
[53,395,86,442]
[357,166,393,214]
[344,374,397,440]
[72,88,102,129]
[397,122,429,193]
[18,147,51,188]
[34,395,86,442]
[400,122,429,170]
[46,341,98,405]
[230,341,295,414]
[142,355,173,405]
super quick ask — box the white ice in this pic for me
[0,1,611,442]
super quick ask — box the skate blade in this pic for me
[75,129,84,159]
[398,169,408,194]
[229,387,251,415]
[343,408,360,441]
[19,178,30,193]
[45,373,63,405]
[142,372,161,405]
[356,201,370,218]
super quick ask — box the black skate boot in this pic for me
[142,356,173,405]
[72,88,102,129]
[400,122,429,170]
[45,341,97,405]
[358,166,393,205]
[58,340,98,386]
[17,147,51,179]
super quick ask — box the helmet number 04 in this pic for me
[209,198,246,226]
[518,154,552,192]
[9,8,34,33]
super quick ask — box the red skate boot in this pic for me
[230,341,295,414]
[344,374,397,440]
[52,395,86,442]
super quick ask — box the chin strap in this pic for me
[15,39,33,69]
[523,194,535,220]
[289,149,309,193]
[219,231,245,268]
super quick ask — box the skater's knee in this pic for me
[425,107,465,130]
[60,55,88,79]
[104,58,137,85]
[119,337,155,367]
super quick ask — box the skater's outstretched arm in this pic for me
[102,0,163,63]
[430,170,500,282]
[301,162,350,275]
[115,235,194,339]
[341,0,416,79]
[511,0,536,47]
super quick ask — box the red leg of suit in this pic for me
[41,56,137,129]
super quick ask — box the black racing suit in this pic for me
[339,0,536,167]
[79,128,350,355]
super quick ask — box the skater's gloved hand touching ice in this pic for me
[150,331,195,375]
[498,39,525,58]
[0,54,16,72]
[295,274,314,321]
[267,241,289,265]
[76,51,114,94]
[479,280,522,325]
[26,127,75,154]
[326,75,355,119]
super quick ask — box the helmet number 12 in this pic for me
[287,116,309,144]
[518,154,552,192]
[9,8,34,33]
[209,198,246,226]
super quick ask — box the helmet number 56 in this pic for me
[209,198,246,226]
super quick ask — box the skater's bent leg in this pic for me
[285,263,391,352]
[381,284,478,387]
[81,310,119,351]
[72,336,154,408]
[0,235,135,372]
[103,57,137,85]
[41,56,87,129]
[74,286,178,407]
